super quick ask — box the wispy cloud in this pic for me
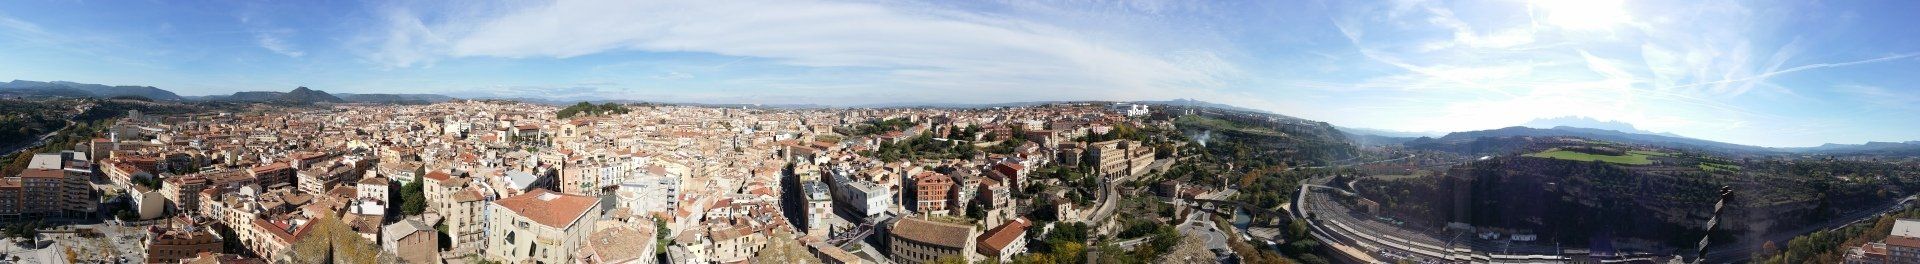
[1665,52,1920,92]
[649,70,692,80]
[362,0,1240,103]
[0,12,45,35]
[254,31,304,57]
[1834,84,1920,110]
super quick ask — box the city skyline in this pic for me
[4,0,1920,147]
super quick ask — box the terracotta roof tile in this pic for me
[977,218,1030,254]
[19,168,63,178]
[1889,235,1920,249]
[492,189,599,229]
[423,171,452,182]
[891,217,973,248]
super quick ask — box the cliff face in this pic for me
[1459,158,1719,243]
[1356,154,1907,250]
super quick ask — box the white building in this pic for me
[617,174,680,216]
[1114,103,1149,117]
[357,176,390,203]
[837,180,889,217]
[128,185,166,220]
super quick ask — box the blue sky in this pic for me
[2,0,1918,147]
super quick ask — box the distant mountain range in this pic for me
[1335,126,1444,138]
[199,86,346,104]
[1340,116,1789,154]
[0,80,183,100]
[1429,126,1776,154]
[1140,98,1272,114]
[2,80,459,105]
[1521,116,1685,137]
[335,93,456,104]
[1336,116,1920,156]
[1783,141,1920,156]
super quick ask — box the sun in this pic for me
[1532,0,1631,30]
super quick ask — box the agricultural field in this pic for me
[1698,162,1742,172]
[1523,148,1657,165]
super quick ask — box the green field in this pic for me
[1524,149,1655,165]
[1699,163,1742,172]
[1628,150,1671,157]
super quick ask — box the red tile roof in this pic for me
[250,162,291,174]
[19,168,63,178]
[253,218,315,243]
[1889,235,1920,249]
[977,218,1031,255]
[423,171,452,182]
[891,217,973,248]
[492,189,599,229]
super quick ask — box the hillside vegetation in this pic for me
[556,102,631,119]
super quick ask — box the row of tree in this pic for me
[555,102,631,119]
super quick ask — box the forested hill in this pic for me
[1166,106,1358,167]
[0,80,183,101]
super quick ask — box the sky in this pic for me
[1,0,1918,147]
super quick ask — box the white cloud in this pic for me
[255,32,304,57]
[1834,84,1920,110]
[0,12,45,34]
[365,0,1239,102]
[650,70,693,80]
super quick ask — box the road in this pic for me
[1172,210,1229,254]
[1085,162,1147,225]
[0,103,95,156]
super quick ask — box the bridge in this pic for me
[1167,196,1291,227]
[825,221,876,247]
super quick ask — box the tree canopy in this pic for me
[556,102,631,119]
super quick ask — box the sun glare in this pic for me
[1534,0,1630,30]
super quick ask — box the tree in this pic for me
[1761,241,1779,258]
[1031,197,1058,222]
[3,221,39,240]
[117,210,139,221]
[965,201,985,219]
[401,175,427,215]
